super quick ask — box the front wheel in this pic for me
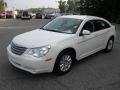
[53,51,74,75]
[104,38,114,52]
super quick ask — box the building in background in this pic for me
[0,10,17,19]
[43,8,60,14]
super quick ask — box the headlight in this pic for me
[27,45,51,58]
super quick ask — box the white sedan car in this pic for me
[7,15,116,74]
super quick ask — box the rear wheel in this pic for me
[54,51,74,75]
[104,37,114,52]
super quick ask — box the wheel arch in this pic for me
[53,47,77,73]
[57,47,76,60]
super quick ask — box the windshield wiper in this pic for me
[40,27,55,32]
[40,28,73,34]
[40,27,45,30]
[45,29,66,33]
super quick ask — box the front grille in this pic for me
[11,43,27,55]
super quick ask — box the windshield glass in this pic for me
[23,11,29,16]
[42,17,83,34]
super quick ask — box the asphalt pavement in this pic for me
[0,19,120,90]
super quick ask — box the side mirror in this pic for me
[82,30,91,35]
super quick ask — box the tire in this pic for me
[53,51,74,75]
[104,37,114,52]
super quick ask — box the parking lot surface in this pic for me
[0,19,120,90]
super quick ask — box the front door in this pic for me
[77,21,98,59]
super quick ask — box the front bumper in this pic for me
[7,45,55,74]
[21,16,31,19]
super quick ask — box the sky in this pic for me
[5,0,67,10]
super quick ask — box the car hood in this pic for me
[12,29,74,48]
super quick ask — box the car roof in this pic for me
[60,15,112,27]
[60,15,103,20]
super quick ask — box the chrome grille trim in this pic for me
[11,43,27,55]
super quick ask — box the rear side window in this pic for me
[23,11,29,16]
[92,20,111,31]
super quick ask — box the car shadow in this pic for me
[72,50,106,69]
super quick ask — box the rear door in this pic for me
[92,20,111,49]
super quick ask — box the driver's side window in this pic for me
[82,21,94,32]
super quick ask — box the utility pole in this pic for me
[3,0,6,19]
[54,0,58,13]
[54,0,58,9]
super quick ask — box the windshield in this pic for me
[42,17,83,34]
[23,11,29,16]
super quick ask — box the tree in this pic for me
[58,0,67,13]
[0,0,4,10]
[0,0,7,10]
[67,0,75,13]
[78,0,101,15]
[96,0,120,22]
[77,0,120,22]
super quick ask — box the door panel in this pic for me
[93,29,109,49]
[76,21,98,59]
[76,19,111,60]
[77,33,97,59]
[92,20,111,49]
